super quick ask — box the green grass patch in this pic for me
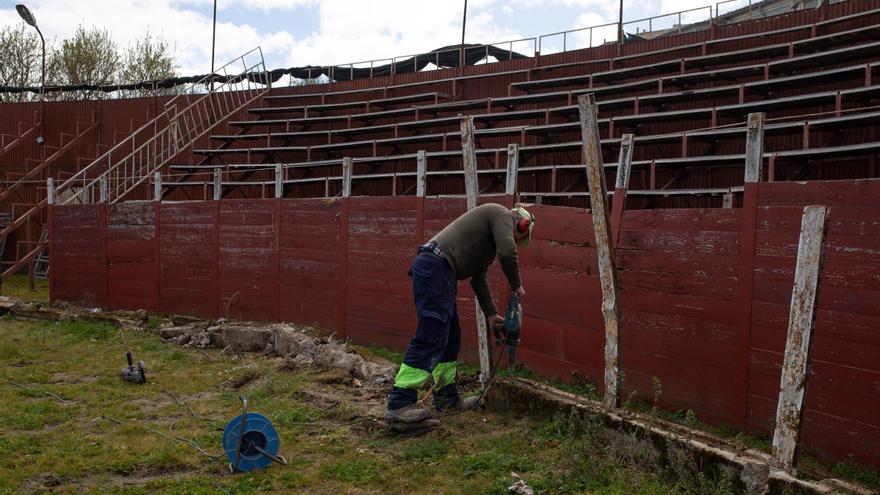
[1,273,49,303]
[319,459,384,484]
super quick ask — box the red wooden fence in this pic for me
[49,177,880,470]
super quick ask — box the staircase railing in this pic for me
[55,47,270,205]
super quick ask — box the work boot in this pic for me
[385,404,431,423]
[433,384,480,413]
[442,395,481,413]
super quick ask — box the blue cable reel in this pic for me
[222,396,287,473]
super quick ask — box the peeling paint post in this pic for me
[274,164,283,199]
[100,176,108,203]
[342,157,352,198]
[416,150,427,198]
[153,172,161,202]
[46,177,54,206]
[723,192,734,209]
[744,113,765,183]
[733,112,765,429]
[213,169,221,201]
[578,94,622,411]
[46,177,54,303]
[771,205,830,472]
[416,150,426,246]
[505,144,518,196]
[610,133,634,246]
[461,116,492,385]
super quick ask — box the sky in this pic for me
[0,0,749,80]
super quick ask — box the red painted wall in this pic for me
[49,177,880,471]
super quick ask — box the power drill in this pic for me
[492,290,522,371]
[121,351,146,384]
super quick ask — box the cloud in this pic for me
[1,0,669,80]
[281,0,522,67]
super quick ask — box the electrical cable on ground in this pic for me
[91,415,223,460]
[162,389,225,431]
[1,377,73,405]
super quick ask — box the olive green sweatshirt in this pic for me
[431,203,522,316]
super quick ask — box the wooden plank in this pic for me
[505,144,518,195]
[617,230,741,255]
[342,157,352,198]
[733,112,765,429]
[416,150,426,197]
[618,270,738,300]
[461,116,491,385]
[758,179,880,208]
[744,113,765,183]
[621,208,743,232]
[771,205,830,472]
[579,93,621,411]
[610,133,634,247]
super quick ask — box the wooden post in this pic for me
[460,116,492,385]
[771,205,829,472]
[744,113,765,183]
[723,192,734,209]
[46,178,54,303]
[153,172,162,202]
[579,94,622,411]
[47,178,54,206]
[416,150,427,198]
[416,151,426,246]
[610,133,634,247]
[505,144,518,196]
[733,112,765,429]
[275,164,283,199]
[213,170,221,201]
[342,157,352,198]
[100,176,108,203]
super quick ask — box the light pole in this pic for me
[211,0,217,90]
[15,4,44,143]
[16,4,45,292]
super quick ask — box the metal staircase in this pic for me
[55,47,269,205]
[33,224,49,279]
[0,47,270,281]
[0,112,39,161]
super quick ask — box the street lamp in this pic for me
[16,4,45,144]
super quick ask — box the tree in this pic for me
[0,24,41,102]
[46,25,119,100]
[120,30,180,97]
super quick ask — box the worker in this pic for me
[386,203,535,424]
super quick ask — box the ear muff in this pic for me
[516,217,531,233]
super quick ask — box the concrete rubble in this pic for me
[153,317,396,385]
[2,296,395,386]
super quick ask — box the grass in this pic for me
[1,278,875,492]
[0,316,703,495]
[1,273,49,304]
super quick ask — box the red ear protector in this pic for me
[516,216,532,233]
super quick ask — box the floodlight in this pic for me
[15,4,38,28]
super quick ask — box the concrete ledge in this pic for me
[486,378,872,495]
